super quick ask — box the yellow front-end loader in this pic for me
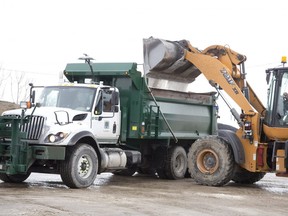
[144,37,288,185]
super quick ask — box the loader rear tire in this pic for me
[0,172,31,183]
[188,136,234,186]
[60,143,98,188]
[232,165,266,184]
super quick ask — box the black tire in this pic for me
[0,172,31,183]
[156,168,168,179]
[156,146,187,180]
[60,144,98,188]
[113,166,137,176]
[164,146,187,180]
[154,147,169,179]
[137,167,156,176]
[232,165,266,184]
[188,136,234,186]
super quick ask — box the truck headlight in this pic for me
[46,132,68,143]
[48,134,56,143]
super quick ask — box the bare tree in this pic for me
[0,66,11,99]
[10,71,31,104]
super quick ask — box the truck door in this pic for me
[92,88,121,144]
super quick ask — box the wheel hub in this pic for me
[78,155,92,178]
[197,149,219,174]
[175,155,185,171]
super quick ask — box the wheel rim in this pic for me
[196,149,219,174]
[174,154,185,173]
[77,154,93,178]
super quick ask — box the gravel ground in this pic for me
[0,172,288,216]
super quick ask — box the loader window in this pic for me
[266,71,288,126]
[265,73,276,125]
[278,73,288,125]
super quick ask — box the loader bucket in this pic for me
[143,37,201,83]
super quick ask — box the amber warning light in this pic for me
[281,56,287,66]
[20,101,32,109]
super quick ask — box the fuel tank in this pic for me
[143,37,201,83]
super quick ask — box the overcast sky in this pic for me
[1,0,288,106]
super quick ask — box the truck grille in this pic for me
[21,116,45,140]
[3,115,45,140]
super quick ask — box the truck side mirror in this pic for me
[31,90,36,104]
[29,83,36,104]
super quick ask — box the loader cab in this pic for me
[265,67,288,127]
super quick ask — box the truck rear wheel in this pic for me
[0,172,31,183]
[188,136,234,186]
[232,165,266,184]
[157,146,187,180]
[60,143,98,188]
[166,146,187,179]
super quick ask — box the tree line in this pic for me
[0,66,30,104]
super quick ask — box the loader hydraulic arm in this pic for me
[184,44,255,116]
[200,44,266,116]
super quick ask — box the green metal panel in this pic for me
[0,116,66,175]
[145,100,214,139]
[32,146,65,160]
[64,62,142,89]
[0,116,31,174]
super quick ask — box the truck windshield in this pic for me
[36,86,96,112]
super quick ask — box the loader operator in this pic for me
[281,92,288,124]
[283,92,288,113]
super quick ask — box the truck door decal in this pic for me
[104,121,109,129]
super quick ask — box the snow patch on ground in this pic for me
[195,192,244,200]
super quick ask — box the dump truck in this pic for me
[143,37,288,185]
[0,61,218,188]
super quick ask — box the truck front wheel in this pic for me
[188,136,234,186]
[60,143,98,188]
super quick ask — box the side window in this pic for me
[103,89,113,112]
[94,88,119,115]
